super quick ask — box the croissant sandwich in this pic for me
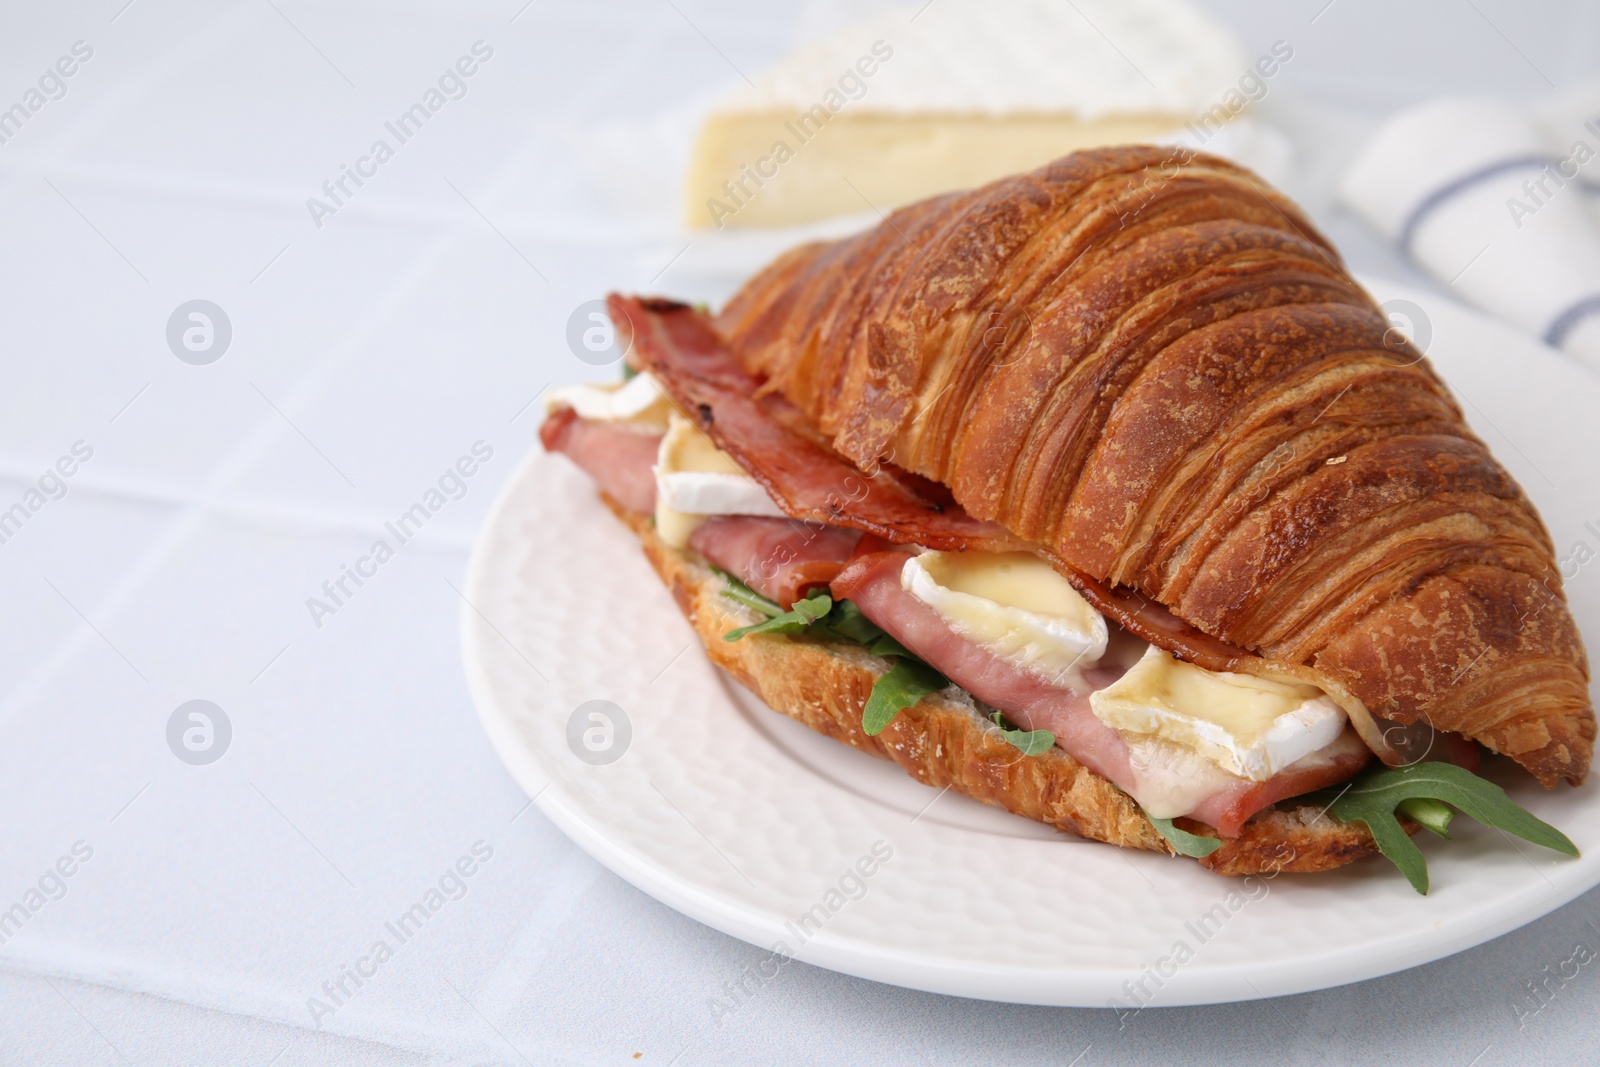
[541,146,1592,890]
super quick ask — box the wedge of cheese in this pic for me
[685,0,1249,229]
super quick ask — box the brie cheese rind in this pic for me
[685,0,1248,229]
[1091,646,1347,782]
[544,373,672,427]
[654,413,785,547]
[902,550,1108,685]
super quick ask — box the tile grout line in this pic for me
[0,149,541,719]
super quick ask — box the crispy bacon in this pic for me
[833,551,1367,836]
[539,407,661,514]
[689,517,861,608]
[1058,561,1258,674]
[612,295,1020,552]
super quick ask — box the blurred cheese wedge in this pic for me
[654,413,785,547]
[684,0,1248,229]
[544,372,673,428]
[1091,646,1346,782]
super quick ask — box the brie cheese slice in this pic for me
[902,550,1107,684]
[544,372,672,428]
[1090,646,1346,782]
[654,414,785,547]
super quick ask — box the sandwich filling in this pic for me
[541,371,1371,835]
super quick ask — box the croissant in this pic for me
[545,145,1593,880]
[709,145,1593,787]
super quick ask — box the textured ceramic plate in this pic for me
[461,279,1600,1006]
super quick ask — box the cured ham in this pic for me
[539,407,661,514]
[833,550,1368,836]
[689,516,861,607]
[1186,731,1371,836]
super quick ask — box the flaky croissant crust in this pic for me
[716,145,1594,786]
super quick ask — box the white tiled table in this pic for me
[1,1,1598,1064]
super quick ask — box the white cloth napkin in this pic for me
[1339,96,1600,368]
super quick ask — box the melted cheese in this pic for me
[902,551,1107,684]
[653,414,785,548]
[1090,646,1346,782]
[1122,735,1245,820]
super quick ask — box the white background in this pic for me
[1,1,1598,1064]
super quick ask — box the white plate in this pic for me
[461,279,1600,1006]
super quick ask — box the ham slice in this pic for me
[1187,731,1371,836]
[540,407,661,514]
[689,517,861,608]
[833,551,1369,837]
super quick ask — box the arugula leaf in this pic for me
[868,633,916,658]
[824,599,885,645]
[862,656,947,735]
[621,362,639,381]
[1146,814,1224,858]
[717,575,887,649]
[715,571,784,619]
[1326,762,1578,895]
[987,710,1056,756]
[708,578,948,741]
[723,593,833,641]
[1397,797,1454,839]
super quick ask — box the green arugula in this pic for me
[621,362,639,381]
[723,593,833,641]
[709,574,948,739]
[1145,813,1225,858]
[861,656,947,735]
[826,599,886,646]
[716,573,887,646]
[867,633,915,658]
[715,571,785,618]
[1397,796,1454,838]
[987,709,1056,756]
[1322,762,1578,894]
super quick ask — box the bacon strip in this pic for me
[689,517,861,608]
[833,551,1367,836]
[613,295,1019,552]
[539,407,662,515]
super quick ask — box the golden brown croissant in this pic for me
[713,145,1593,787]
